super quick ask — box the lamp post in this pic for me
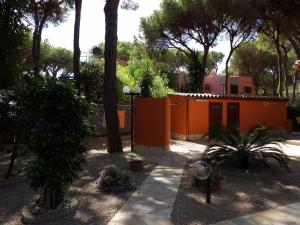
[122,86,141,151]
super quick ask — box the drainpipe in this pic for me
[186,97,189,141]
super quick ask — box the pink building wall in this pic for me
[204,72,254,95]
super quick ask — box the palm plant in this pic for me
[203,126,289,171]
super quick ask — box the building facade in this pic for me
[204,72,254,95]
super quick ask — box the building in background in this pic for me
[204,71,254,95]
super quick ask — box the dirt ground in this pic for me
[0,136,155,225]
[172,151,300,225]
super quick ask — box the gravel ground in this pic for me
[172,154,300,225]
[0,136,155,225]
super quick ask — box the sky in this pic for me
[43,0,229,71]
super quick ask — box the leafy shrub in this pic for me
[117,53,172,99]
[0,90,15,137]
[203,126,289,171]
[80,60,104,103]
[17,78,92,209]
[96,166,136,194]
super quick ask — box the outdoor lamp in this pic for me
[122,85,141,151]
[134,86,141,94]
[190,160,213,204]
[122,86,130,94]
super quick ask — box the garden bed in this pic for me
[171,157,300,225]
[0,136,155,225]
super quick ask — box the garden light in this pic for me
[190,160,213,204]
[122,85,141,151]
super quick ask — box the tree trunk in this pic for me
[32,28,40,77]
[283,49,290,97]
[5,149,17,179]
[199,46,209,93]
[273,72,278,96]
[73,0,82,94]
[225,50,233,95]
[291,71,299,105]
[282,27,300,59]
[103,0,123,153]
[44,187,63,209]
[276,45,284,97]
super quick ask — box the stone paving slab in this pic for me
[211,202,300,225]
[107,166,183,225]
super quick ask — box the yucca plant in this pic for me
[203,126,289,171]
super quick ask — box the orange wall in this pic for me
[170,95,290,137]
[188,99,209,135]
[117,110,125,129]
[134,98,170,146]
[170,95,187,135]
[239,100,288,132]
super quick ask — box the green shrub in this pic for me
[96,166,136,194]
[203,126,289,171]
[80,60,104,103]
[0,90,15,136]
[17,78,92,209]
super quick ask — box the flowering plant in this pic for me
[96,166,136,194]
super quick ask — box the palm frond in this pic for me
[204,125,290,171]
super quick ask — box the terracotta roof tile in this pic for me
[169,93,288,101]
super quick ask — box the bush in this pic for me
[80,60,104,103]
[203,126,289,171]
[0,90,15,137]
[17,78,92,209]
[96,166,136,194]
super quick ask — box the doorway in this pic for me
[209,103,223,137]
[227,102,240,129]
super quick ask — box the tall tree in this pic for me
[42,47,73,77]
[220,0,257,94]
[0,0,28,88]
[27,0,74,78]
[281,41,292,98]
[104,0,122,153]
[73,0,82,93]
[206,51,225,74]
[259,22,285,97]
[265,0,300,59]
[231,42,278,96]
[141,0,224,92]
[103,0,138,153]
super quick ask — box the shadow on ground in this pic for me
[171,154,300,225]
[0,136,155,225]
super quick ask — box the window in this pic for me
[244,86,252,94]
[230,85,238,94]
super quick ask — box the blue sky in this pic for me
[43,0,229,71]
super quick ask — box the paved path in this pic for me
[107,140,207,225]
[107,166,183,225]
[211,202,300,225]
[108,141,300,225]
[287,132,300,146]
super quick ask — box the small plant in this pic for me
[203,125,289,171]
[96,166,136,194]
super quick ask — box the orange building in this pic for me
[170,93,292,140]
